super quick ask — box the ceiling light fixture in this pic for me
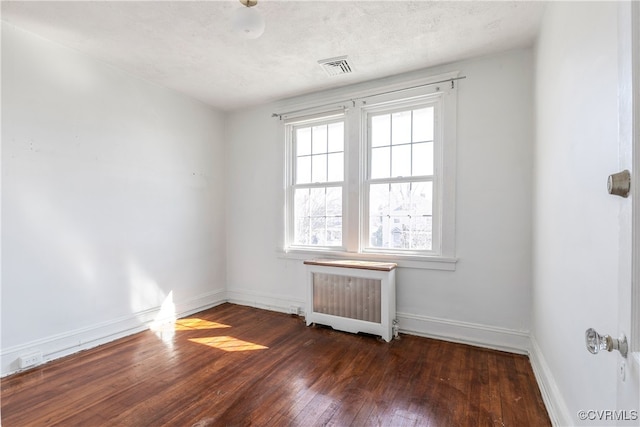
[232,0,265,39]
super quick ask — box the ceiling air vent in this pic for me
[318,56,353,77]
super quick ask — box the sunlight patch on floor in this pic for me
[174,318,231,331]
[189,336,268,352]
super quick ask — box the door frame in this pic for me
[631,0,639,364]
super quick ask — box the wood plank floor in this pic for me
[1,303,550,426]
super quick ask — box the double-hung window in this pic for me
[365,101,439,254]
[288,114,345,249]
[282,74,457,267]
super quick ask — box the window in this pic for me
[288,115,345,248]
[283,74,457,265]
[365,103,438,253]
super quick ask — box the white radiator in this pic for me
[304,259,397,342]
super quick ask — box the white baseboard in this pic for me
[529,335,572,426]
[226,289,529,353]
[1,288,226,377]
[226,288,306,315]
[397,311,531,354]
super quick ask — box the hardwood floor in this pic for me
[1,303,550,426]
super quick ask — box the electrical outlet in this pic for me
[289,305,300,315]
[18,351,42,369]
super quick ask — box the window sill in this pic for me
[276,249,457,271]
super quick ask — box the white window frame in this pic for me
[360,95,443,257]
[284,111,347,251]
[280,72,458,270]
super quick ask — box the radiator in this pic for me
[303,259,397,342]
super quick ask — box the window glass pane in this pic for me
[312,125,328,154]
[412,107,434,142]
[327,152,344,182]
[312,154,327,182]
[369,183,389,247]
[393,227,410,249]
[309,217,326,245]
[369,214,386,247]
[326,216,342,246]
[371,147,390,179]
[392,111,411,145]
[389,183,408,249]
[310,187,325,217]
[391,144,411,177]
[309,188,325,246]
[389,182,410,213]
[296,127,312,156]
[369,183,390,216]
[296,156,311,184]
[294,189,310,245]
[294,188,309,216]
[326,187,342,216]
[311,187,326,246]
[411,182,433,216]
[328,122,344,152]
[294,217,310,245]
[410,216,432,250]
[412,142,434,176]
[371,114,390,147]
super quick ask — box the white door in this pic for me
[615,2,640,423]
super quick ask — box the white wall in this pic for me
[532,2,624,425]
[1,24,227,375]
[225,49,534,352]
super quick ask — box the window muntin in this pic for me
[290,119,345,248]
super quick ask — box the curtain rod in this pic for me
[272,76,466,120]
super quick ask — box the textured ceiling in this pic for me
[1,1,546,111]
